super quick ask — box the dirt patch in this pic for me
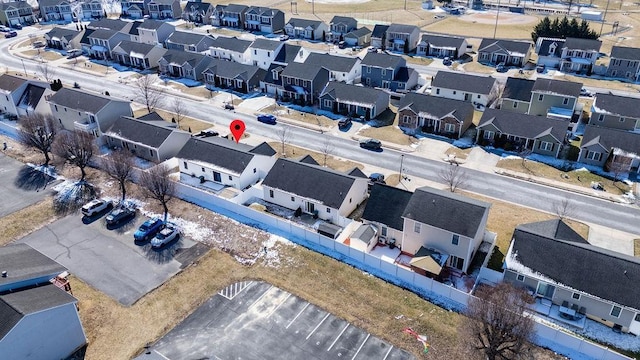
[635,239,640,257]
[461,61,495,74]
[459,12,537,25]
[445,147,472,160]
[268,142,362,172]
[263,104,336,128]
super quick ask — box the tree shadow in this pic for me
[142,236,183,264]
[13,165,55,191]
[53,181,97,216]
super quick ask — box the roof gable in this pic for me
[610,45,640,60]
[564,37,601,52]
[479,38,532,55]
[361,52,404,68]
[363,183,412,231]
[177,137,255,175]
[210,36,252,53]
[107,117,176,148]
[47,87,123,113]
[532,78,582,98]
[431,71,496,95]
[503,77,535,102]
[398,92,473,121]
[305,53,358,72]
[320,81,388,105]
[420,34,466,48]
[581,125,640,155]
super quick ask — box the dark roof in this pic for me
[166,31,213,46]
[136,111,165,121]
[250,38,282,51]
[210,36,252,53]
[281,62,325,81]
[161,49,209,67]
[361,52,404,69]
[592,93,640,119]
[45,27,80,41]
[248,142,276,156]
[203,58,266,81]
[537,38,565,57]
[363,183,412,231]
[184,0,212,12]
[320,81,388,105]
[347,167,366,178]
[107,117,174,148]
[330,16,357,28]
[431,71,496,95]
[509,222,640,310]
[305,53,359,72]
[479,38,532,55]
[263,158,359,209]
[88,18,129,31]
[18,84,47,110]
[224,3,248,13]
[274,44,302,64]
[420,34,466,48]
[345,27,371,38]
[113,40,158,55]
[298,154,318,165]
[610,45,640,60]
[393,67,416,83]
[79,29,96,45]
[398,92,473,121]
[0,1,32,10]
[387,23,419,34]
[581,125,640,155]
[503,77,535,102]
[564,37,601,52]
[88,28,118,40]
[0,244,66,291]
[516,219,588,244]
[286,17,324,29]
[177,137,255,174]
[403,187,490,238]
[372,24,389,38]
[531,78,582,98]
[478,108,566,143]
[0,74,27,92]
[138,19,168,30]
[128,20,142,36]
[245,6,281,17]
[47,87,123,113]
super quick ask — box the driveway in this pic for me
[18,213,208,306]
[136,281,414,360]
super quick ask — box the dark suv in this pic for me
[359,138,382,151]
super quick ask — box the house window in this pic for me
[563,97,569,105]
[435,89,440,95]
[598,114,604,122]
[483,130,494,140]
[516,274,525,282]
[635,313,640,322]
[381,69,386,76]
[477,94,481,99]
[269,189,274,198]
[539,141,553,151]
[183,161,188,169]
[452,234,459,245]
[54,105,58,112]
[201,167,205,172]
[414,222,421,233]
[444,123,456,133]
[610,306,622,318]
[402,115,411,124]
[620,117,625,122]
[254,49,257,55]
[323,99,332,108]
[367,66,371,73]
[513,101,518,108]
[586,151,602,161]
[253,168,256,173]
[572,292,581,300]
[229,175,232,180]
[453,90,456,95]
[326,207,331,213]
[538,94,544,101]
[149,149,153,157]
[381,226,387,237]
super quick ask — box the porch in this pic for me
[528,297,587,329]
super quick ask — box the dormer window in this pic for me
[548,43,556,55]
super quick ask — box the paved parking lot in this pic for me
[0,153,58,217]
[136,281,414,360]
[17,213,208,306]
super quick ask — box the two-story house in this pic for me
[606,46,640,82]
[416,34,467,59]
[260,44,309,95]
[0,74,53,119]
[319,81,389,119]
[38,0,73,22]
[430,71,498,108]
[535,37,565,69]
[361,52,407,90]
[202,57,266,93]
[578,125,640,173]
[284,18,328,41]
[44,26,82,49]
[398,92,474,138]
[120,0,144,19]
[328,15,357,43]
[47,87,133,137]
[216,3,247,29]
[243,6,284,34]
[135,19,175,45]
[165,31,216,53]
[304,52,361,84]
[559,37,602,74]
[80,0,105,20]
[478,38,532,67]
[208,36,252,64]
[590,93,640,132]
[248,38,283,70]
[500,77,535,114]
[279,62,329,105]
[87,29,129,59]
[361,184,412,250]
[87,17,132,31]
[182,0,214,24]
[111,40,166,69]
[385,23,420,53]
[370,24,389,49]
[0,1,36,27]
[147,0,181,19]
[158,49,212,81]
[529,78,582,127]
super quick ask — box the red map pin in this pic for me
[230,119,245,143]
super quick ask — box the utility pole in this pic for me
[312,0,315,14]
[21,59,27,77]
[399,154,404,181]
[493,0,501,39]
[599,0,611,35]
[404,0,407,10]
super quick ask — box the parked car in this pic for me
[442,57,452,66]
[338,117,352,129]
[223,102,235,110]
[279,34,289,41]
[368,173,385,184]
[134,218,164,242]
[4,31,17,38]
[81,198,113,217]
[353,45,363,51]
[496,62,507,72]
[0,26,9,32]
[66,49,82,59]
[11,23,22,30]
[151,224,179,248]
[367,47,378,53]
[257,114,277,125]
[338,41,346,49]
[580,87,594,97]
[536,64,545,73]
[359,138,382,151]
[105,204,136,225]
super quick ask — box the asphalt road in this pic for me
[0,153,58,217]
[2,31,639,235]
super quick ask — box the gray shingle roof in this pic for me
[363,183,412,231]
[345,27,371,38]
[0,1,32,10]
[18,84,47,110]
[516,219,588,244]
[286,18,324,29]
[136,111,165,121]
[88,28,118,40]
[0,74,27,92]
[250,38,282,51]
[479,38,532,55]
[245,6,280,16]
[177,137,255,175]
[166,31,213,46]
[531,78,582,98]
[503,77,535,102]
[330,16,357,28]
[138,19,168,30]
[248,142,276,156]
[48,88,122,114]
[88,18,130,31]
[592,93,640,119]
[431,71,496,95]
[298,154,318,165]
[79,29,95,45]
[361,52,404,69]
[263,158,359,209]
[0,243,66,291]
[564,37,601,52]
[610,45,640,60]
[184,0,212,13]
[107,117,174,148]
[210,36,252,53]
[478,108,566,143]
[305,53,358,72]
[113,40,158,55]
[372,24,389,38]
[387,23,419,35]
[161,49,209,67]
[274,44,302,64]
[399,92,473,121]
[537,38,564,57]
[402,186,491,238]
[420,34,466,48]
[281,62,325,81]
[45,27,80,42]
[581,125,640,155]
[203,58,266,81]
[224,3,248,13]
[320,82,388,106]
[347,167,366,178]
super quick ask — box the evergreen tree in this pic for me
[532,16,599,41]
[558,16,571,37]
[531,16,552,42]
[568,18,580,38]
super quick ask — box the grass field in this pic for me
[132,108,216,134]
[262,104,336,127]
[268,142,363,172]
[635,239,640,257]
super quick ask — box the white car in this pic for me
[151,224,179,248]
[81,199,113,217]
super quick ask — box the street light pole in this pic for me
[399,154,404,181]
[21,59,27,77]
[599,0,611,35]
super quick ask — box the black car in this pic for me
[338,117,352,129]
[105,205,136,225]
[4,31,17,38]
[12,24,22,30]
[359,138,382,151]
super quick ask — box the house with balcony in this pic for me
[398,92,474,138]
[578,125,640,174]
[177,137,277,191]
[529,78,582,128]
[500,77,535,114]
[478,38,532,67]
[120,0,144,19]
[0,1,36,27]
[111,40,166,69]
[0,74,52,119]
[87,29,129,59]
[262,158,368,226]
[243,6,284,34]
[213,3,247,29]
[416,34,467,59]
[304,52,361,84]
[431,71,498,108]
[328,15,357,43]
[105,116,190,162]
[158,49,212,81]
[248,38,283,70]
[476,108,565,158]
[279,62,329,105]
[590,93,640,132]
[44,26,82,49]
[80,0,105,20]
[38,0,73,22]
[606,46,640,82]
[165,31,215,53]
[319,81,389,120]
[46,87,133,137]
[385,23,420,53]
[182,0,213,24]
[202,58,266,93]
[208,36,252,64]
[535,37,565,69]
[504,219,640,336]
[559,37,602,74]
[135,19,175,45]
[284,18,328,41]
[147,0,181,19]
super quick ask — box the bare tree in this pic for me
[139,164,175,222]
[462,282,535,360]
[276,125,291,157]
[320,136,334,167]
[36,62,57,83]
[18,113,59,166]
[608,161,627,185]
[53,130,95,181]
[133,75,164,113]
[171,97,188,130]
[552,197,575,220]
[103,149,135,202]
[439,164,468,192]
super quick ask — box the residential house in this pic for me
[87,18,131,31]
[248,38,283,70]
[208,36,252,64]
[182,0,214,24]
[476,108,566,158]
[111,40,166,69]
[279,62,330,105]
[86,29,129,59]
[416,34,467,59]
[590,93,640,132]
[47,87,133,137]
[500,77,535,114]
[262,158,369,226]
[80,0,105,20]
[44,26,81,49]
[260,44,309,94]
[343,27,371,47]
[215,3,247,29]
[304,52,361,84]
[177,137,277,190]
[284,18,328,41]
[147,0,181,19]
[135,19,175,45]
[105,116,190,162]
[0,74,52,119]
[120,0,145,19]
[319,81,389,119]
[158,49,211,81]
[202,58,266,93]
[78,28,96,55]
[504,219,640,335]
[431,71,498,108]
[243,6,284,34]
[370,24,389,49]
[360,52,415,92]
[0,1,36,27]
[328,15,357,43]
[274,43,308,66]
[397,92,474,138]
[209,4,225,26]
[535,37,565,68]
[361,183,413,250]
[578,125,640,173]
[558,37,602,74]
[478,38,532,67]
[606,46,640,82]
[385,23,420,53]
[528,78,582,126]
[38,0,73,22]
[0,244,86,360]
[165,31,216,53]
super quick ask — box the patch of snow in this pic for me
[502,155,522,160]
[574,167,590,172]
[452,137,474,149]
[369,245,401,264]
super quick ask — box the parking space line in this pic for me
[248,284,273,309]
[351,334,370,360]
[327,324,349,351]
[286,302,310,329]
[382,345,394,360]
[152,350,171,360]
[306,313,330,340]
[267,293,291,318]
[218,281,252,300]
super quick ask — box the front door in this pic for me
[213,171,221,182]
[305,202,315,214]
[536,282,555,299]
